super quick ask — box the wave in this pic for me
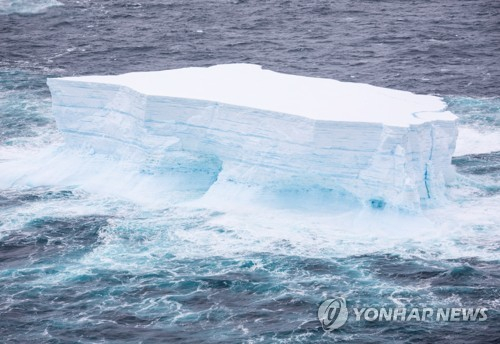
[0,0,63,15]
[445,96,500,156]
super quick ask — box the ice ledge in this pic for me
[58,64,456,127]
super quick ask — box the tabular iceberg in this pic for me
[47,64,458,211]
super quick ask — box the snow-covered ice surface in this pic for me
[45,64,458,211]
[61,64,456,126]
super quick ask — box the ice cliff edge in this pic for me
[47,64,458,210]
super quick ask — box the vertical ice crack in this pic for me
[423,124,435,199]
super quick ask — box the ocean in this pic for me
[0,0,499,343]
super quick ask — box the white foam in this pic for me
[454,126,500,156]
[61,64,456,127]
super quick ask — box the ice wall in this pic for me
[47,64,458,211]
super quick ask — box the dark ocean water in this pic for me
[0,1,499,343]
[1,0,500,96]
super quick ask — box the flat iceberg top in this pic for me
[60,64,456,127]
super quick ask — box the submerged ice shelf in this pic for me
[47,64,458,210]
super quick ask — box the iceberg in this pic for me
[47,64,458,210]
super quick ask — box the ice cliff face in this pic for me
[47,64,458,211]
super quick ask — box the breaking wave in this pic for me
[0,0,63,15]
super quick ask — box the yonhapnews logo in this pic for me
[317,297,349,331]
[318,297,488,331]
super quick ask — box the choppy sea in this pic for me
[0,1,499,343]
